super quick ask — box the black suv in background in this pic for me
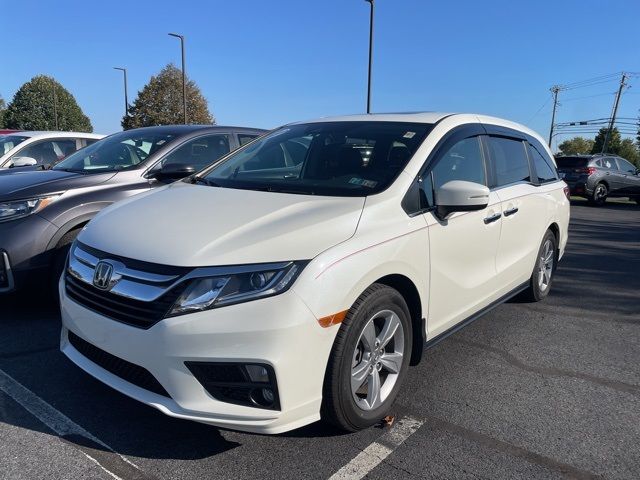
[556,154,640,205]
[0,124,265,294]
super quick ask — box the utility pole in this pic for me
[364,0,374,114]
[548,85,560,147]
[168,33,187,124]
[113,67,129,117]
[602,72,627,154]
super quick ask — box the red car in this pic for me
[0,129,21,135]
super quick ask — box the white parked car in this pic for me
[60,113,570,434]
[0,131,104,169]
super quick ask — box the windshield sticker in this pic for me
[403,131,416,139]
[349,178,378,188]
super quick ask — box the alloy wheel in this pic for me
[537,239,554,291]
[350,309,405,411]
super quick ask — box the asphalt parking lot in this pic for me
[1,198,638,480]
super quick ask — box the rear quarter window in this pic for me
[528,143,558,183]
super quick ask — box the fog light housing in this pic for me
[185,361,280,410]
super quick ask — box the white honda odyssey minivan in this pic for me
[60,113,570,434]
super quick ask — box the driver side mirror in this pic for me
[150,163,197,181]
[435,180,490,220]
[9,157,38,168]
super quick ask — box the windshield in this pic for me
[203,122,432,196]
[53,130,177,173]
[1,135,29,155]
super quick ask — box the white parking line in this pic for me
[0,368,147,480]
[329,416,423,480]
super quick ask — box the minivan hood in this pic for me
[0,170,116,201]
[79,182,365,266]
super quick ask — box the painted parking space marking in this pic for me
[329,416,423,480]
[0,368,156,480]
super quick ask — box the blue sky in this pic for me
[2,0,639,150]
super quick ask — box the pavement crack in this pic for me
[423,415,604,480]
[451,338,640,397]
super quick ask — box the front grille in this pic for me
[68,331,170,398]
[65,273,187,329]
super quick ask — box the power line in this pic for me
[527,94,553,123]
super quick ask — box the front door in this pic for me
[421,134,503,338]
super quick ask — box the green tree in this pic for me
[591,127,622,154]
[4,75,92,132]
[0,95,6,128]
[122,64,213,129]
[558,137,595,156]
[618,138,640,166]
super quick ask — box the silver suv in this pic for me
[556,154,640,205]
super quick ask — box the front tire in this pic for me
[49,228,81,299]
[322,284,412,432]
[521,230,557,302]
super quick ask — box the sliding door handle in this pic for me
[484,212,502,224]
[504,207,519,217]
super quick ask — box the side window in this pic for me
[528,143,558,183]
[11,140,60,166]
[238,134,259,146]
[420,136,485,207]
[595,159,603,167]
[602,157,615,169]
[488,137,531,187]
[52,139,79,160]
[616,158,637,174]
[161,134,231,169]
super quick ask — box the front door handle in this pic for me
[484,212,502,224]
[504,207,519,217]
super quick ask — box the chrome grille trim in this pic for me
[68,242,292,304]
[69,243,184,302]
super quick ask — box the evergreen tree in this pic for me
[4,75,92,132]
[123,64,213,129]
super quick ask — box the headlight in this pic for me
[0,195,61,222]
[168,261,307,316]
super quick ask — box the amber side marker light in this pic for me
[318,310,348,328]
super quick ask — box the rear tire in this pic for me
[588,182,608,206]
[520,230,557,302]
[322,284,412,432]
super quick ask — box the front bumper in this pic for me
[59,278,337,434]
[0,214,58,293]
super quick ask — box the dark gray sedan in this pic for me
[0,124,265,294]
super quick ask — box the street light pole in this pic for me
[168,33,187,124]
[113,67,129,117]
[52,85,59,130]
[365,0,374,114]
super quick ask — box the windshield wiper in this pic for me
[55,168,89,174]
[191,176,221,187]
